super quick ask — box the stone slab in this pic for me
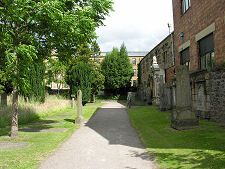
[46,116,71,119]
[19,128,69,133]
[28,122,64,125]
[0,142,29,149]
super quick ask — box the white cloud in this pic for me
[96,0,174,52]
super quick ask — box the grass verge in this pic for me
[127,106,225,169]
[0,101,104,169]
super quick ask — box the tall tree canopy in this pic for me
[101,43,133,93]
[0,0,113,137]
[66,41,104,103]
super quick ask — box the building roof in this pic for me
[100,51,148,57]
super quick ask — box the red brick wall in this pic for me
[172,0,225,71]
[166,66,176,83]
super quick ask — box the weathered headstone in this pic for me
[71,94,75,109]
[128,92,136,106]
[75,90,84,125]
[171,65,198,130]
[159,76,167,111]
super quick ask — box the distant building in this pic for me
[128,52,147,87]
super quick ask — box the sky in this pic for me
[96,0,174,52]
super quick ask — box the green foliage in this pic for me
[91,63,105,96]
[46,57,67,93]
[66,61,94,102]
[66,41,104,102]
[101,43,133,92]
[221,61,225,69]
[0,70,5,93]
[0,0,113,94]
[23,61,46,102]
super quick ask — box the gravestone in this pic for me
[171,65,198,130]
[128,92,136,106]
[159,76,167,111]
[75,90,84,125]
[197,84,206,110]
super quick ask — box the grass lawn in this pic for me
[127,106,225,169]
[0,101,104,169]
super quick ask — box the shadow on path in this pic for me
[85,106,145,149]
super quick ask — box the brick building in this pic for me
[173,0,225,70]
[172,0,225,123]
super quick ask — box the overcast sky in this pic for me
[96,0,174,52]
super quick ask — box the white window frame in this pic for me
[182,0,191,14]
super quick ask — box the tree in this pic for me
[101,44,133,94]
[66,61,94,104]
[90,63,105,102]
[0,70,5,93]
[46,57,67,95]
[0,0,113,137]
[23,60,46,102]
[66,41,104,103]
[118,43,134,89]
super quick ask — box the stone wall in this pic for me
[137,33,175,105]
[190,69,225,123]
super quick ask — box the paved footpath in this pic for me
[39,102,157,169]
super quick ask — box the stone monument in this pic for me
[171,65,198,130]
[71,94,75,109]
[159,76,168,111]
[128,92,136,106]
[75,90,84,125]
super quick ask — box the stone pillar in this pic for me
[171,65,198,130]
[75,90,84,125]
[71,94,75,109]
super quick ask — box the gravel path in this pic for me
[39,102,157,169]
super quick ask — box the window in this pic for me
[133,69,137,76]
[181,47,190,67]
[132,58,136,65]
[181,0,191,14]
[199,33,214,70]
[133,80,136,87]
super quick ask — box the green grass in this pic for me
[0,96,71,128]
[127,106,225,169]
[0,102,104,169]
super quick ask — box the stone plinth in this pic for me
[171,65,198,130]
[171,108,199,130]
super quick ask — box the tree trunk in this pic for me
[1,92,7,107]
[90,93,95,103]
[11,85,19,137]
